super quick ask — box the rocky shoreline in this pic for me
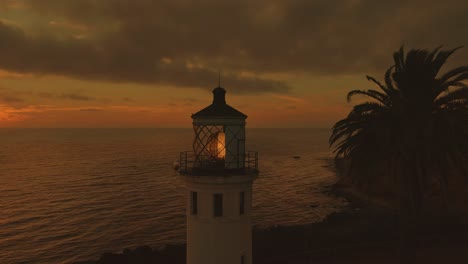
[75,182,468,264]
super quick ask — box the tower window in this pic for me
[213,193,223,217]
[239,191,245,215]
[191,191,198,215]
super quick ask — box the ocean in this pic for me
[0,128,346,264]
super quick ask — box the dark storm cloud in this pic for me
[1,0,467,91]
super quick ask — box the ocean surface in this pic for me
[0,128,347,264]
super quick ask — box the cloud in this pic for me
[0,0,467,93]
[36,91,97,101]
[272,95,305,103]
[0,103,44,123]
[0,18,290,94]
[1,95,24,103]
[0,0,28,11]
[37,92,55,98]
[79,108,104,112]
[60,93,96,101]
[0,88,27,107]
[183,98,199,103]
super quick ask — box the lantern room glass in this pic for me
[192,124,245,170]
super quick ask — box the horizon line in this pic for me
[0,126,332,129]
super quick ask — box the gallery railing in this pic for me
[179,151,258,175]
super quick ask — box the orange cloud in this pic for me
[1,0,28,10]
[0,103,196,127]
[0,104,44,124]
[0,69,33,78]
[271,94,306,103]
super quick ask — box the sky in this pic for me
[0,0,467,128]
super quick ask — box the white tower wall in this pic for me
[184,175,254,264]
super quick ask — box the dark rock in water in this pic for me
[97,252,123,264]
[310,204,319,208]
[293,156,300,159]
[173,161,180,170]
[90,244,186,264]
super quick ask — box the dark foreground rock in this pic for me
[76,183,468,264]
[75,245,185,264]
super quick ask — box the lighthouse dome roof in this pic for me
[191,87,247,119]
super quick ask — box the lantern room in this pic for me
[179,87,258,174]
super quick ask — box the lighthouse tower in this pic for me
[179,87,258,264]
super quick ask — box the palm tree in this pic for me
[330,46,468,262]
[330,46,468,206]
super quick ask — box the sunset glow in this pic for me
[0,0,467,128]
[2,2,468,264]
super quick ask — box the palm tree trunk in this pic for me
[398,159,419,264]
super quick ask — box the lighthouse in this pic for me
[179,87,258,264]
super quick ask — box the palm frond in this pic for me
[437,66,468,84]
[432,46,463,75]
[348,102,386,118]
[435,81,467,99]
[434,86,468,107]
[366,75,389,93]
[425,46,443,67]
[330,114,377,146]
[393,46,405,72]
[347,89,389,106]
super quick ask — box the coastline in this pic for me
[76,180,468,264]
[73,180,398,264]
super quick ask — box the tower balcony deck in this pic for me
[179,151,258,176]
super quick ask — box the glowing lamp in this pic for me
[179,86,258,173]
